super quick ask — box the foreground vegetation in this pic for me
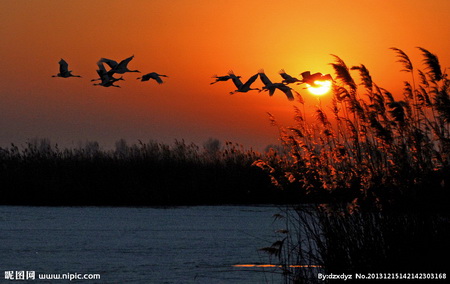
[0,138,292,206]
[255,47,450,281]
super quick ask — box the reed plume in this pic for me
[351,64,373,91]
[390,47,413,72]
[330,55,357,92]
[417,47,443,81]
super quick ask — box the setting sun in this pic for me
[306,80,332,95]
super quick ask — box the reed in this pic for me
[255,47,449,212]
[264,206,449,283]
[256,48,450,281]
[0,138,285,206]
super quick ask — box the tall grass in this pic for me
[0,138,287,206]
[255,47,449,212]
[255,48,450,281]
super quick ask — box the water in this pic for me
[0,206,284,283]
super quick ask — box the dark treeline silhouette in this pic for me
[0,138,299,206]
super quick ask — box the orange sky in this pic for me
[1,0,449,150]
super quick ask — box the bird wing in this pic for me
[302,73,324,85]
[279,69,291,80]
[258,71,272,86]
[276,84,295,101]
[230,76,243,88]
[321,74,333,81]
[96,61,107,73]
[300,71,311,80]
[59,59,69,74]
[95,69,103,77]
[98,60,119,77]
[99,58,118,69]
[268,87,276,96]
[279,69,298,82]
[310,73,322,81]
[228,71,243,88]
[96,70,108,84]
[243,73,259,89]
[96,61,116,83]
[139,73,151,81]
[152,73,164,84]
[117,55,134,69]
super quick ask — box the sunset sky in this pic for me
[1,0,449,150]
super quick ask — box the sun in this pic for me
[306,80,332,96]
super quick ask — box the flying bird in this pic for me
[228,70,260,94]
[258,70,297,101]
[300,71,333,87]
[92,61,124,88]
[137,72,168,84]
[279,69,300,84]
[210,73,241,85]
[99,55,140,75]
[91,61,119,82]
[52,59,81,78]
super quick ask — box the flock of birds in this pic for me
[210,70,333,101]
[52,56,332,101]
[52,55,168,88]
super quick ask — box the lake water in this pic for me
[0,206,286,283]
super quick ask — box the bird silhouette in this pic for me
[137,72,168,84]
[99,55,140,75]
[52,59,81,78]
[300,71,333,87]
[279,69,300,84]
[228,70,260,94]
[91,60,119,82]
[210,73,241,85]
[92,61,124,88]
[258,70,296,101]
